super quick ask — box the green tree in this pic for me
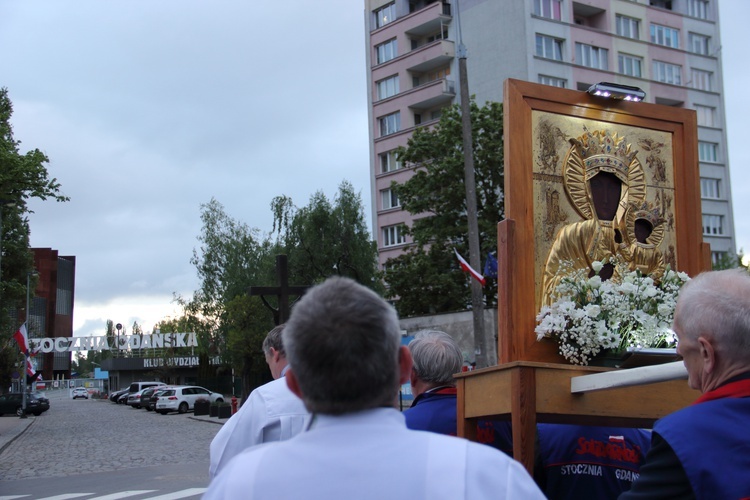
[0,88,68,389]
[271,180,381,292]
[384,100,504,317]
[180,198,278,394]
[712,248,749,271]
[224,294,275,401]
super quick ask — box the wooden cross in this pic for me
[248,254,309,325]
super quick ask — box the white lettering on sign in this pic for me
[29,333,199,353]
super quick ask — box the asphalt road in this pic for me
[0,389,225,499]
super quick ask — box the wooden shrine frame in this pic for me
[456,79,709,473]
[499,79,708,365]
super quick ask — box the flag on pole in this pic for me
[454,248,486,286]
[26,357,36,378]
[483,252,498,279]
[13,323,30,356]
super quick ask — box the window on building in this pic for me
[700,177,721,199]
[426,66,450,82]
[539,75,567,88]
[711,251,728,265]
[653,60,682,85]
[535,34,563,61]
[374,2,397,29]
[380,150,402,173]
[702,214,724,236]
[383,224,407,247]
[376,38,398,64]
[381,188,400,210]
[616,14,640,39]
[379,111,400,137]
[695,104,716,127]
[650,23,680,48]
[618,53,643,77]
[687,0,709,19]
[688,33,710,55]
[650,1,673,10]
[576,43,608,70]
[690,68,712,91]
[698,141,718,162]
[376,75,400,100]
[533,0,562,20]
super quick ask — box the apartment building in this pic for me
[365,0,736,270]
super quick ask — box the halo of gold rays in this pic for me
[563,129,646,221]
[624,200,665,248]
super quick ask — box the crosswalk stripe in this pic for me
[87,491,158,500]
[30,495,93,500]
[143,489,207,500]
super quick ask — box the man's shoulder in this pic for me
[247,377,307,415]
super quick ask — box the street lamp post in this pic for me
[116,323,122,357]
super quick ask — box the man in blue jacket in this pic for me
[403,330,464,435]
[403,330,514,454]
[620,268,750,499]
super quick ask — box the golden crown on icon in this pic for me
[570,129,637,182]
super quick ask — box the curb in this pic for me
[188,415,226,425]
[0,417,36,455]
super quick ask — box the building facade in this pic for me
[365,0,736,269]
[29,247,75,380]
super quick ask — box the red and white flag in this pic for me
[13,323,30,355]
[454,248,486,286]
[26,357,36,378]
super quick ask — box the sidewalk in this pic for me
[188,413,228,425]
[0,415,35,454]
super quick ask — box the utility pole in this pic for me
[455,0,487,367]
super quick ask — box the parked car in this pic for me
[155,386,224,414]
[127,385,165,409]
[109,388,129,403]
[142,387,169,411]
[116,391,130,404]
[128,381,164,393]
[72,387,89,399]
[31,391,50,413]
[0,392,50,416]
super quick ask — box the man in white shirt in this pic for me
[208,324,308,479]
[205,277,544,500]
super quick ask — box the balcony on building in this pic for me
[371,0,451,43]
[409,78,455,112]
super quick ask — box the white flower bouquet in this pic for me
[535,259,690,365]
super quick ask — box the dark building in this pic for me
[29,247,75,380]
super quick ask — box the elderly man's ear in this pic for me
[399,345,413,385]
[286,369,303,399]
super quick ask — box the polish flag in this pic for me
[26,357,36,377]
[13,323,30,355]
[454,248,486,286]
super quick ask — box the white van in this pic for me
[128,381,164,394]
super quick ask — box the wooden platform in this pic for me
[455,361,699,472]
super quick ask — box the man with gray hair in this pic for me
[621,268,750,499]
[404,330,464,435]
[205,276,544,499]
[208,324,308,479]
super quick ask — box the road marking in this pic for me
[88,491,158,499]
[143,489,207,499]
[28,495,93,500]
[0,496,31,500]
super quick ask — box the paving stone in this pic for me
[0,390,222,480]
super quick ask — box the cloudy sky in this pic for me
[1,1,748,339]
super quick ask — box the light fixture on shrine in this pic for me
[587,82,646,102]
